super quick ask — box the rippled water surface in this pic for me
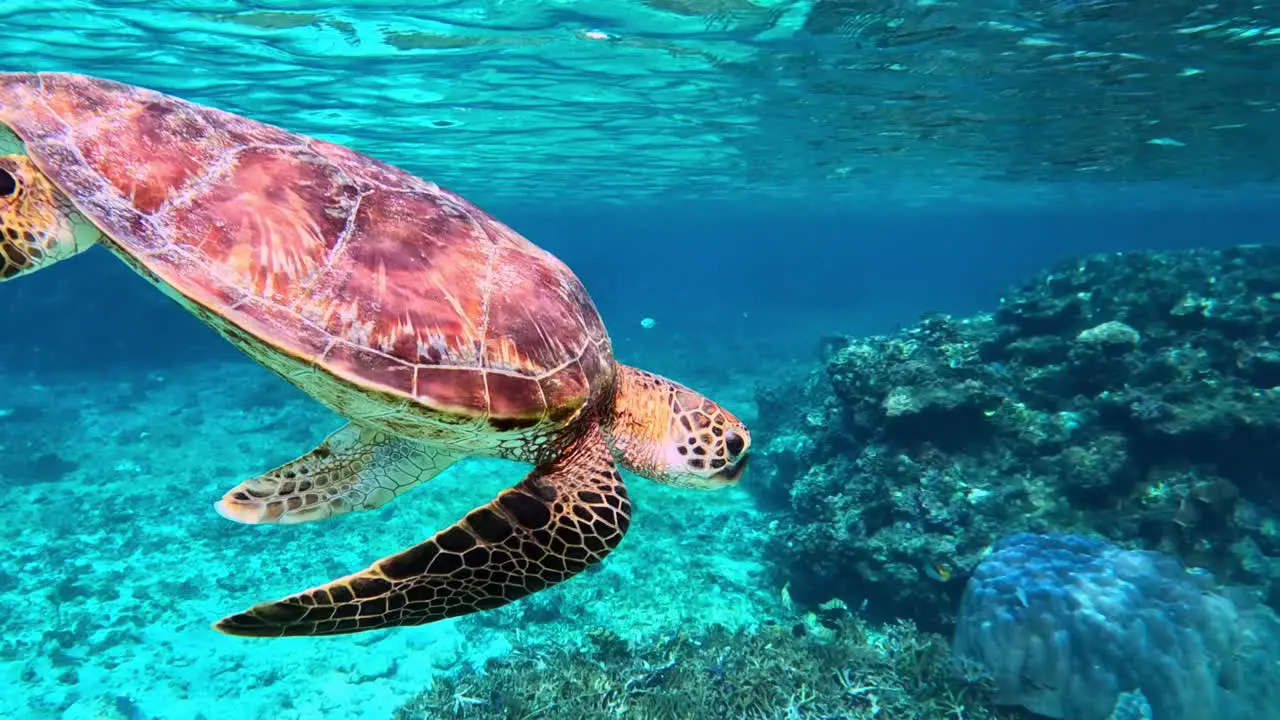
[3,0,1279,208]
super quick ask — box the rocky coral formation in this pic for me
[394,613,1014,720]
[753,245,1280,626]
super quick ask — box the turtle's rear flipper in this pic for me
[214,424,459,525]
[214,423,629,637]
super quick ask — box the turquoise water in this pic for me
[3,0,1280,209]
[1,2,1279,720]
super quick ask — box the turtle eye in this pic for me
[724,431,745,458]
[0,168,16,197]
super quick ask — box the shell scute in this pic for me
[24,135,162,253]
[480,246,592,373]
[416,367,489,413]
[37,74,133,130]
[309,138,432,193]
[173,146,362,304]
[540,363,592,423]
[577,341,610,386]
[324,342,415,398]
[300,187,490,367]
[79,99,221,214]
[485,372,547,421]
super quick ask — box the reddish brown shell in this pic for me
[0,72,613,424]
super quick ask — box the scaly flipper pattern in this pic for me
[214,422,630,637]
[215,424,459,525]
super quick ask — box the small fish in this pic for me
[818,598,848,612]
[923,562,953,582]
[816,598,850,629]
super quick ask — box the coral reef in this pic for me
[394,613,1016,720]
[753,245,1280,625]
[954,532,1280,720]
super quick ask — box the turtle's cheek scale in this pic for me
[677,426,748,478]
[0,225,44,278]
[1,226,64,280]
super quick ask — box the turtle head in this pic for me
[0,153,100,280]
[607,364,751,489]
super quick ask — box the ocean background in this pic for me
[2,1,1279,719]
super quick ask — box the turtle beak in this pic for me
[712,453,750,484]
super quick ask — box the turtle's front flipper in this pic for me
[215,423,629,637]
[215,424,459,525]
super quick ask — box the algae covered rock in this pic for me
[1075,320,1141,349]
[753,244,1280,627]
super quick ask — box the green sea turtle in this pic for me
[0,72,751,637]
